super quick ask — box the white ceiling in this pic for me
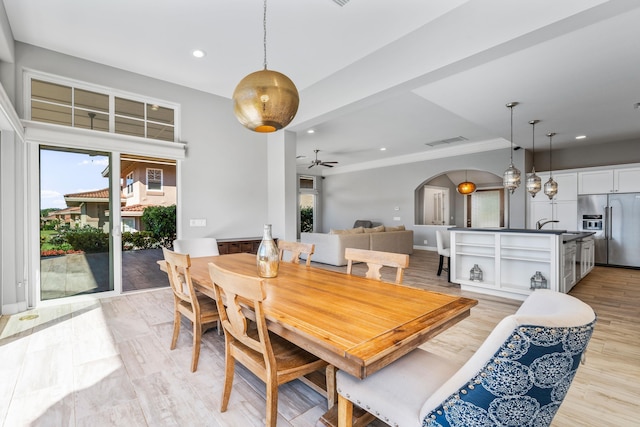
[3,0,640,174]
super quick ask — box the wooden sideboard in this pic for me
[216,237,276,255]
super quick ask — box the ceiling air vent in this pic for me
[332,0,350,6]
[425,136,468,147]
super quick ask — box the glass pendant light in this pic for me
[457,170,476,195]
[232,0,299,133]
[543,132,558,199]
[526,119,542,197]
[503,102,521,193]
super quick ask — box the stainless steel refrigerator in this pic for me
[577,193,640,267]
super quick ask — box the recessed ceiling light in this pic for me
[192,49,206,58]
[307,129,315,134]
[576,135,586,140]
[380,147,387,151]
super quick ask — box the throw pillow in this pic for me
[346,227,365,234]
[364,225,385,233]
[385,225,406,232]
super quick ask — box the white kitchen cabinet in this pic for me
[533,172,577,201]
[528,172,578,231]
[528,199,578,231]
[615,167,640,193]
[450,229,559,300]
[579,237,595,278]
[561,240,577,293]
[578,167,640,194]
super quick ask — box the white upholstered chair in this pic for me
[435,230,450,279]
[173,237,220,257]
[336,289,596,427]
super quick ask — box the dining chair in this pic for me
[336,289,596,427]
[162,247,220,372]
[208,262,329,427]
[436,229,450,280]
[277,240,315,266]
[173,237,220,257]
[345,247,410,284]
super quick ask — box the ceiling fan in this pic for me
[308,149,338,168]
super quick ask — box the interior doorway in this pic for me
[466,188,505,228]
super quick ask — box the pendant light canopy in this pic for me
[457,170,477,195]
[232,0,299,133]
[543,132,558,199]
[526,119,542,197]
[503,102,521,194]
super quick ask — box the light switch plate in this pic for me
[189,218,206,227]
[393,216,401,221]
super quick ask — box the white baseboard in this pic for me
[1,301,28,315]
[413,245,437,252]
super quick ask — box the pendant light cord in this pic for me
[548,133,553,177]
[263,0,268,70]
[510,105,514,164]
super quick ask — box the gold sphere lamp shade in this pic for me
[232,69,299,133]
[457,181,477,195]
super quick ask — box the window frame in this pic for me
[125,171,134,195]
[24,69,181,143]
[146,168,163,192]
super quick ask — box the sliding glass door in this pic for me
[39,147,113,300]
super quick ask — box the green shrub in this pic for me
[300,206,314,232]
[141,205,176,247]
[64,226,109,253]
[122,231,159,250]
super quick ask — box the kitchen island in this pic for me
[449,228,594,300]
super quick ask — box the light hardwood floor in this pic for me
[0,250,638,426]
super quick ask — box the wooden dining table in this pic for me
[160,252,477,424]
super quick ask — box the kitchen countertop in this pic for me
[447,227,595,243]
[448,227,567,235]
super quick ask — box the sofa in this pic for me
[300,226,414,266]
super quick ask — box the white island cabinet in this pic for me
[450,228,571,301]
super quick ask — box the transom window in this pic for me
[28,73,177,142]
[147,168,163,191]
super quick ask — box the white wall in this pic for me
[319,148,526,248]
[13,42,271,241]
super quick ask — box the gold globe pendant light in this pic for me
[232,0,299,133]
[503,102,521,194]
[457,170,476,195]
[543,132,558,199]
[526,119,542,197]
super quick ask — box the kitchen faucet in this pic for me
[536,218,560,230]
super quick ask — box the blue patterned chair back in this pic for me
[421,290,596,427]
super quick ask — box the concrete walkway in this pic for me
[40,248,168,300]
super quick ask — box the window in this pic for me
[29,74,177,142]
[125,172,134,194]
[147,168,162,191]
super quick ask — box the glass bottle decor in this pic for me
[470,264,483,282]
[530,271,548,289]
[256,224,279,278]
